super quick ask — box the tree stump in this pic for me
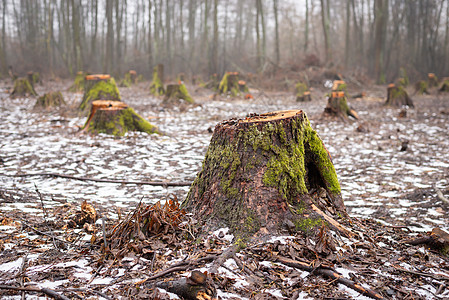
[414,80,429,95]
[331,80,347,93]
[295,82,311,102]
[79,74,121,111]
[120,70,138,87]
[27,71,41,85]
[68,71,86,92]
[182,110,347,238]
[150,64,165,96]
[438,77,449,93]
[10,77,37,98]
[83,100,159,136]
[218,72,245,97]
[34,92,65,109]
[323,91,358,121]
[428,73,439,88]
[386,83,414,108]
[164,83,194,104]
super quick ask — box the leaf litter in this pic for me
[0,81,448,299]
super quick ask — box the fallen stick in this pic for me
[310,204,355,237]
[0,285,70,300]
[435,185,449,205]
[2,173,192,187]
[274,256,385,300]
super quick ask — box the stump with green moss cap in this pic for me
[386,83,414,108]
[323,91,359,121]
[164,83,194,104]
[83,100,159,136]
[414,80,429,95]
[295,82,311,102]
[79,74,121,111]
[68,71,86,92]
[34,91,65,109]
[218,72,247,97]
[150,64,165,96]
[10,77,37,98]
[182,110,347,238]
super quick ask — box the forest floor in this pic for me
[0,78,448,299]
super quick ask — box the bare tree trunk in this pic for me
[115,0,124,74]
[166,0,172,75]
[105,0,114,73]
[320,0,331,63]
[304,0,309,52]
[345,0,350,68]
[273,0,280,65]
[71,0,83,72]
[188,0,196,65]
[256,0,261,70]
[201,0,209,73]
[0,0,8,74]
[148,0,153,70]
[210,0,218,75]
[373,0,388,83]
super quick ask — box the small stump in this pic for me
[386,83,414,108]
[68,71,86,92]
[414,80,429,95]
[27,71,41,86]
[150,64,165,96]
[439,77,449,93]
[120,70,138,87]
[323,91,358,121]
[83,100,159,136]
[164,83,194,104]
[10,77,37,98]
[218,72,246,97]
[295,82,311,102]
[332,80,347,93]
[79,74,121,111]
[428,73,439,88]
[183,110,347,238]
[34,92,65,109]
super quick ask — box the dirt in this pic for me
[0,79,448,299]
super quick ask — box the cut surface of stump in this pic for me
[10,77,37,98]
[323,91,358,121]
[295,82,311,102]
[79,74,121,111]
[34,92,65,109]
[164,83,194,103]
[83,100,159,136]
[331,80,347,92]
[386,83,414,108]
[68,71,86,92]
[183,110,347,238]
[150,64,165,96]
[218,72,246,97]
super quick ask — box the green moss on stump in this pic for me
[183,110,345,238]
[34,91,65,108]
[79,75,121,111]
[164,83,194,103]
[386,84,414,108]
[415,80,429,95]
[295,82,311,102]
[150,64,165,96]
[218,72,247,97]
[69,71,86,92]
[10,77,37,98]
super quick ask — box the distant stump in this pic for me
[386,83,414,108]
[164,83,194,104]
[10,77,37,98]
[323,91,358,121]
[34,91,65,109]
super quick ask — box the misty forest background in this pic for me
[0,0,449,85]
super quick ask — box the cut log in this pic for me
[164,83,194,104]
[182,110,347,238]
[156,271,217,300]
[295,82,311,102]
[428,73,439,88]
[218,72,246,97]
[414,80,429,95]
[10,77,37,98]
[404,227,449,256]
[83,100,159,136]
[438,77,449,93]
[150,64,165,96]
[68,71,86,92]
[386,83,414,108]
[79,74,121,111]
[323,91,358,121]
[34,92,65,109]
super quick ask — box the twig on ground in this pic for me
[34,184,58,249]
[0,285,70,300]
[17,217,77,247]
[4,173,192,187]
[435,185,449,205]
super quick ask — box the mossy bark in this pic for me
[150,64,165,96]
[164,83,194,103]
[119,70,138,87]
[10,77,37,98]
[34,92,65,108]
[295,82,311,102]
[323,92,358,121]
[84,100,159,136]
[27,71,41,85]
[331,80,347,93]
[68,71,86,92]
[386,84,414,108]
[79,75,121,111]
[414,80,429,95]
[218,72,244,97]
[183,110,346,238]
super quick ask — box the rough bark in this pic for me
[34,91,65,109]
[218,72,248,97]
[183,110,347,238]
[83,100,159,136]
[323,91,358,121]
[164,83,194,104]
[79,74,121,111]
[385,83,414,108]
[150,64,165,96]
[10,77,37,98]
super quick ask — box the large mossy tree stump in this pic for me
[83,100,159,136]
[10,77,37,98]
[386,83,414,108]
[323,91,358,121]
[34,91,65,109]
[79,74,121,111]
[68,71,86,92]
[218,72,248,97]
[295,82,311,102]
[150,64,165,96]
[164,83,194,104]
[182,110,347,238]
